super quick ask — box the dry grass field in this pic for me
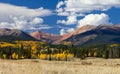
[0,58,120,74]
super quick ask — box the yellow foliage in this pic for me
[2,54,7,59]
[56,53,65,60]
[12,53,18,59]
[67,54,74,59]
[88,52,91,57]
[21,55,25,59]
[38,54,47,59]
[31,45,37,56]
[51,54,56,59]
[31,45,37,50]
[0,41,74,60]
[0,42,17,48]
[63,41,72,45]
[94,52,97,57]
[16,54,18,59]
[110,44,118,47]
[63,50,69,54]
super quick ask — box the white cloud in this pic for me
[60,28,74,35]
[0,16,52,31]
[56,1,64,9]
[78,13,110,28]
[57,0,120,34]
[59,13,111,35]
[29,18,44,25]
[56,0,119,27]
[57,12,69,16]
[57,15,77,25]
[60,29,66,35]
[56,0,120,16]
[67,28,74,33]
[0,3,52,31]
[0,3,51,17]
[28,25,52,30]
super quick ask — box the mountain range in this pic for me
[0,24,120,45]
[65,24,120,45]
[0,28,35,42]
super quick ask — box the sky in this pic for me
[0,0,120,35]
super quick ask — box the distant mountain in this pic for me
[29,24,120,45]
[1,24,120,46]
[30,25,95,44]
[30,31,62,43]
[114,24,120,27]
[54,25,96,44]
[63,25,120,45]
[0,28,35,42]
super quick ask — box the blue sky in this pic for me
[0,0,120,35]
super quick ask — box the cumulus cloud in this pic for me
[57,15,77,25]
[57,0,120,35]
[56,0,120,16]
[0,3,51,17]
[0,3,52,31]
[29,18,44,25]
[78,13,110,28]
[56,1,64,9]
[60,29,66,35]
[57,12,69,16]
[60,28,74,35]
[67,28,74,33]
[59,13,111,35]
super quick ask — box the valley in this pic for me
[0,0,120,74]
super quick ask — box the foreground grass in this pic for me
[0,58,120,74]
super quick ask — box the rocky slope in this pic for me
[0,28,35,42]
[55,25,96,44]
[64,25,120,45]
[1,24,120,45]
[30,31,62,43]
[30,25,95,44]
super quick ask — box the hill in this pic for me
[0,28,36,42]
[30,31,62,43]
[63,25,120,45]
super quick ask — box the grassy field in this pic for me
[0,58,120,74]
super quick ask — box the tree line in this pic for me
[0,41,120,60]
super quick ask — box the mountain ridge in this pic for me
[30,25,96,44]
[30,31,62,43]
[64,24,120,45]
[0,24,120,45]
[0,28,36,42]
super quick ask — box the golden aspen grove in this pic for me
[0,41,74,60]
[0,41,120,60]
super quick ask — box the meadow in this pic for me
[0,58,120,74]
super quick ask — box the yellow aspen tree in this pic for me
[94,51,97,57]
[88,52,91,57]
[31,44,37,58]
[2,54,7,59]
